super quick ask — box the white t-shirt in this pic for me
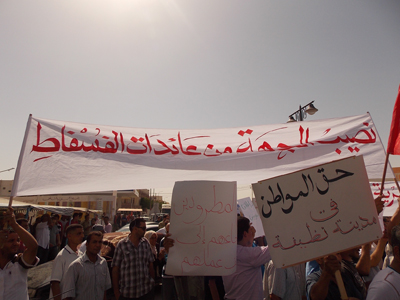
[367,267,400,300]
[104,223,112,233]
[49,245,80,300]
[264,260,306,300]
[36,222,50,249]
[0,254,39,300]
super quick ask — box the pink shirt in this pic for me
[223,245,271,300]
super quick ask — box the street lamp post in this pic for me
[0,168,14,173]
[287,101,318,122]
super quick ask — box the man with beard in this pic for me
[112,218,155,300]
[0,208,39,300]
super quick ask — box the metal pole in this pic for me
[299,105,303,121]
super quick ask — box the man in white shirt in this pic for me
[50,224,84,300]
[36,213,50,265]
[0,208,39,300]
[367,224,400,300]
[63,231,111,300]
[104,216,112,233]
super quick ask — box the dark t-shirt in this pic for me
[306,266,365,300]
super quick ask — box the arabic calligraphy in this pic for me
[272,214,377,251]
[370,182,399,208]
[260,168,354,218]
[169,182,237,275]
[30,121,376,162]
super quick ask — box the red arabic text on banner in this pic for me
[387,85,400,155]
[11,113,394,197]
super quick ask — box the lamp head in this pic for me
[305,103,318,115]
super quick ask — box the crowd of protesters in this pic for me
[1,196,400,300]
[25,212,120,265]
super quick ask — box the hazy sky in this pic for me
[1,1,400,200]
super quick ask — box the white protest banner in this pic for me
[252,156,382,268]
[12,113,392,196]
[237,197,265,238]
[166,181,237,276]
[370,181,399,217]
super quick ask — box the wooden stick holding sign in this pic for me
[335,270,348,300]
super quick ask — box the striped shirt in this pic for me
[111,236,155,298]
[63,253,111,300]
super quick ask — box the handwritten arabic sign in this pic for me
[166,181,237,276]
[237,197,265,238]
[12,114,392,196]
[252,156,382,268]
[370,182,399,217]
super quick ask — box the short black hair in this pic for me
[16,218,28,225]
[87,231,103,243]
[129,218,146,232]
[66,224,83,235]
[237,216,250,242]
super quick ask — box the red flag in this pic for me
[387,84,400,155]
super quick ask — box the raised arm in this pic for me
[308,255,341,300]
[370,236,388,267]
[387,199,400,240]
[4,207,38,265]
[356,243,371,276]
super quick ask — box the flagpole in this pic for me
[380,152,390,196]
[9,114,33,207]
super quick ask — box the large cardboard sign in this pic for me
[166,181,237,276]
[237,197,265,238]
[252,156,382,268]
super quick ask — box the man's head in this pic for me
[129,218,147,238]
[86,231,103,255]
[91,218,96,226]
[237,216,255,246]
[50,216,58,227]
[72,213,79,220]
[17,218,29,231]
[104,216,109,225]
[91,224,105,233]
[340,246,361,262]
[0,231,20,258]
[41,214,50,223]
[66,224,84,246]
